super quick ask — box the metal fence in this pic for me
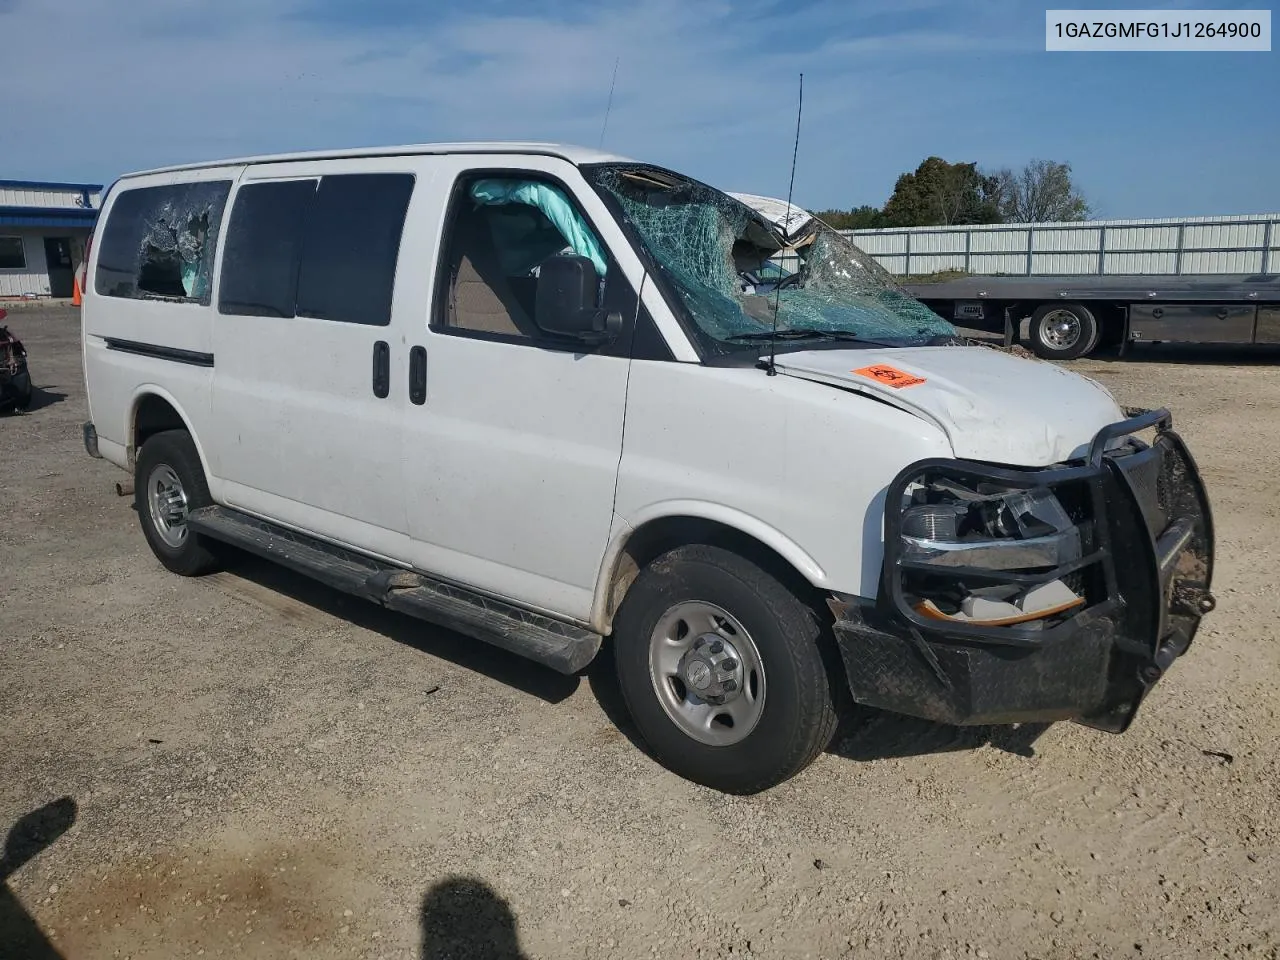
[843,214,1280,277]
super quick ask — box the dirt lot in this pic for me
[2,307,1277,960]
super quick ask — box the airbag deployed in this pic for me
[470,179,607,276]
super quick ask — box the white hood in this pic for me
[773,346,1124,466]
[728,192,814,241]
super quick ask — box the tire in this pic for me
[12,371,32,410]
[1028,303,1099,360]
[612,544,839,794]
[134,430,222,576]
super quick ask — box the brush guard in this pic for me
[831,408,1215,732]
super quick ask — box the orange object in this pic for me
[915,596,1084,626]
[852,364,925,388]
[71,274,82,307]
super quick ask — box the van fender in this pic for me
[125,383,215,484]
[590,499,828,635]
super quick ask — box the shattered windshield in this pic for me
[584,164,955,356]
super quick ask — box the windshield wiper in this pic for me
[725,328,864,343]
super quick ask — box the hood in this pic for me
[728,192,815,243]
[773,345,1124,466]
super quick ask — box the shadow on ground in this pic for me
[1087,342,1280,367]
[210,554,1051,766]
[0,797,76,960]
[585,642,649,757]
[218,554,580,705]
[421,875,528,960]
[25,386,68,412]
[829,710,1051,761]
[584,640,1050,768]
[0,386,67,416]
[956,325,1280,367]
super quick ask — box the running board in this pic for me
[185,506,601,675]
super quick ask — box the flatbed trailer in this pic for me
[906,272,1280,359]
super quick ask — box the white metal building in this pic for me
[1,179,103,299]
[846,212,1280,277]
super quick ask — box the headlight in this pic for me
[895,476,1087,628]
[901,488,1081,570]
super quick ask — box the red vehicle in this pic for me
[0,309,33,412]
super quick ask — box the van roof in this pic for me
[121,142,635,179]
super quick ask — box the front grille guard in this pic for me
[881,407,1216,654]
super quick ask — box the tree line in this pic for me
[814,157,1091,230]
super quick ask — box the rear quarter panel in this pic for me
[82,166,243,478]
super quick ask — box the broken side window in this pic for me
[95,181,231,304]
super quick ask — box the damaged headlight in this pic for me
[898,477,1087,628]
[902,487,1081,570]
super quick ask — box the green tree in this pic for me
[991,159,1091,222]
[812,205,885,230]
[880,157,1003,227]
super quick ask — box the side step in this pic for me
[186,506,602,675]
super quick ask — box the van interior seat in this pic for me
[448,204,540,338]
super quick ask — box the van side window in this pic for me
[435,175,612,342]
[219,180,316,318]
[296,174,414,326]
[95,181,230,304]
[219,173,413,326]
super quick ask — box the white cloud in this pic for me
[0,0,1036,206]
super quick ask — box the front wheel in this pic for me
[1029,303,1099,360]
[613,545,839,794]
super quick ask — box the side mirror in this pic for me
[535,255,621,344]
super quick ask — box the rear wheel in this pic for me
[1029,303,1099,360]
[613,545,839,794]
[134,430,222,576]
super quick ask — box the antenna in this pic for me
[599,57,620,150]
[767,73,803,376]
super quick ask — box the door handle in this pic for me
[409,346,427,405]
[372,341,390,398]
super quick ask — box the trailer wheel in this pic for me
[1029,304,1099,360]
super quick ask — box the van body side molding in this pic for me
[103,337,215,368]
[185,506,602,674]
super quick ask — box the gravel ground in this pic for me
[2,308,1277,960]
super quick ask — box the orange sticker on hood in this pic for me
[852,364,926,388]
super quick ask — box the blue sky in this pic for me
[2,0,1275,217]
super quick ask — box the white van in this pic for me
[81,142,1216,793]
